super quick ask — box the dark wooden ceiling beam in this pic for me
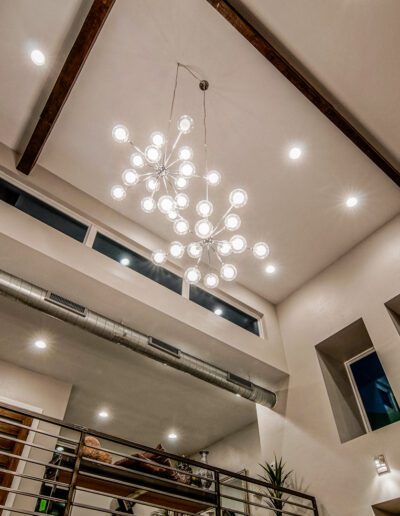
[206,0,400,188]
[17,0,116,175]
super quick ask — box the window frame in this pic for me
[188,284,263,337]
[0,171,92,232]
[345,348,375,432]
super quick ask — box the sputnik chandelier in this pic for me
[110,63,270,289]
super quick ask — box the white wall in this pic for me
[267,215,400,516]
[0,360,72,513]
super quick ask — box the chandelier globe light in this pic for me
[110,63,271,289]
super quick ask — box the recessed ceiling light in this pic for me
[214,308,223,316]
[236,393,241,398]
[120,257,130,266]
[56,446,64,452]
[289,147,302,160]
[30,49,45,66]
[34,339,47,349]
[98,410,109,419]
[346,196,359,208]
[168,432,178,440]
[266,265,276,274]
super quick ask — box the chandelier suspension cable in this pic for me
[203,88,209,202]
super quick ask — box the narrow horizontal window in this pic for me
[0,178,88,242]
[347,350,400,432]
[92,233,182,294]
[189,285,260,336]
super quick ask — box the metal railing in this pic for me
[0,402,319,516]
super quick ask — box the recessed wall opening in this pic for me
[316,319,400,443]
[372,497,400,515]
[385,293,400,337]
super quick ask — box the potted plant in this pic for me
[259,456,292,515]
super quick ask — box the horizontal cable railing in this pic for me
[0,401,319,515]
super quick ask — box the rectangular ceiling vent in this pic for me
[148,337,181,358]
[227,372,252,389]
[45,292,87,317]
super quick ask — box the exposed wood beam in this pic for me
[17,0,116,175]
[206,0,400,188]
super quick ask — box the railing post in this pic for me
[64,430,86,516]
[215,471,221,516]
[311,497,320,516]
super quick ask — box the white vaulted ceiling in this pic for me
[0,0,399,303]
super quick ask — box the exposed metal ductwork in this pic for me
[0,269,276,408]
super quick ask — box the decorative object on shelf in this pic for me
[259,456,292,516]
[176,457,193,485]
[110,63,271,289]
[198,450,214,489]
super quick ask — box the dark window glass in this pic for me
[0,178,88,242]
[189,285,260,336]
[93,233,182,294]
[350,351,400,431]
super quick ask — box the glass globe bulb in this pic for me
[152,249,167,265]
[195,219,214,239]
[217,240,232,257]
[229,188,248,208]
[178,146,193,161]
[179,161,195,178]
[130,153,145,168]
[220,263,237,282]
[175,193,189,210]
[174,218,189,236]
[184,266,201,284]
[177,115,194,134]
[204,273,219,289]
[167,210,178,221]
[252,242,270,260]
[187,242,202,259]
[158,195,176,214]
[224,213,241,231]
[145,145,161,163]
[112,124,129,143]
[122,169,139,186]
[205,170,221,186]
[196,200,213,218]
[146,177,160,192]
[175,176,189,190]
[111,185,126,201]
[169,241,185,259]
[151,131,165,147]
[230,235,247,254]
[141,196,156,213]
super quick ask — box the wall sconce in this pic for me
[374,455,390,475]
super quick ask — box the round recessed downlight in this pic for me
[98,411,109,419]
[214,308,223,316]
[168,432,178,440]
[346,196,359,208]
[289,147,302,160]
[30,49,45,66]
[266,264,276,274]
[34,339,47,349]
